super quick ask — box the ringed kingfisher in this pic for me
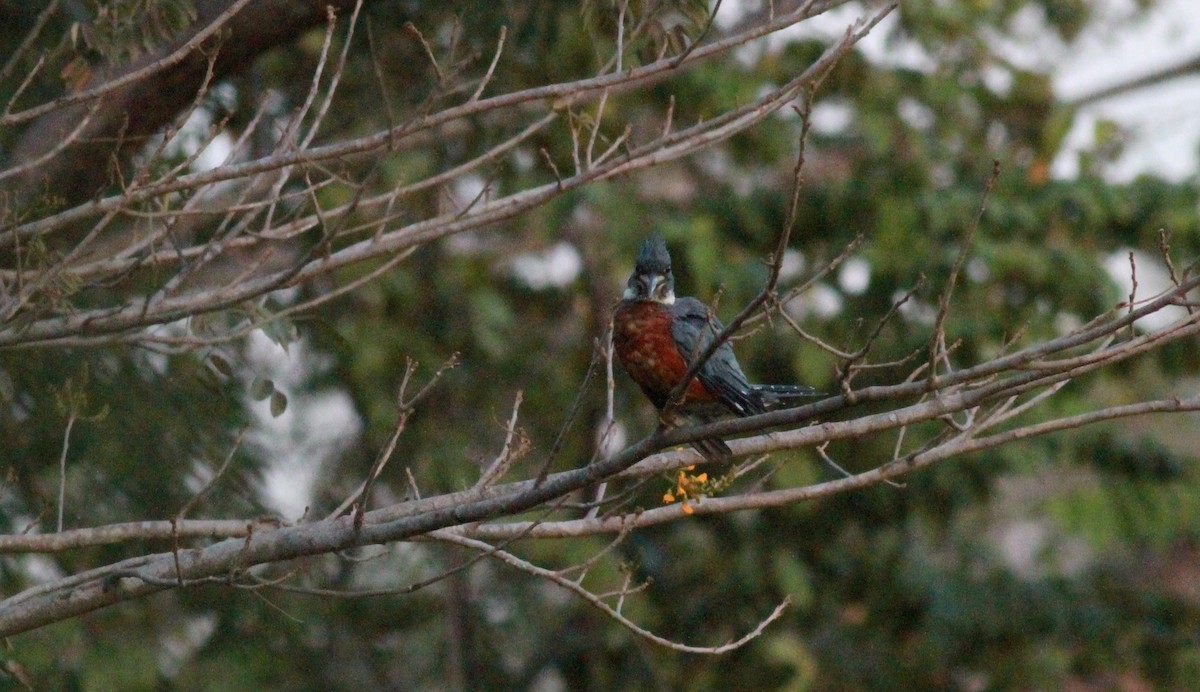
[613,236,817,461]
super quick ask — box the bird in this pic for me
[612,236,817,461]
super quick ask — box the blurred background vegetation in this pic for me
[3,0,1200,688]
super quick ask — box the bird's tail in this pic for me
[691,437,732,463]
[752,383,820,408]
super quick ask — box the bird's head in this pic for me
[623,235,675,304]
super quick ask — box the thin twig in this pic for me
[470,26,507,102]
[535,338,602,485]
[5,0,865,248]
[437,530,790,654]
[928,160,1000,384]
[0,0,255,126]
[660,65,829,417]
[475,390,526,489]
[1126,250,1138,340]
[56,413,76,534]
[671,0,725,67]
[404,22,445,85]
[586,326,618,518]
[172,426,248,585]
[0,0,59,87]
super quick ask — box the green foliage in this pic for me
[75,0,197,60]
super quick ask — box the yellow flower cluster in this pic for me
[661,465,722,515]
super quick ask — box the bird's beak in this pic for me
[645,273,674,304]
[623,272,673,303]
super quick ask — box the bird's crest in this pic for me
[634,235,672,275]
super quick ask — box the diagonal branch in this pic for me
[433,529,789,655]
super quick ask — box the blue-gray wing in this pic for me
[669,297,766,417]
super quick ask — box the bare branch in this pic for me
[0,99,103,183]
[929,160,1000,383]
[659,31,842,416]
[586,325,619,518]
[475,390,526,489]
[0,0,60,88]
[671,0,725,69]
[403,21,445,86]
[56,413,76,534]
[0,0,255,126]
[470,26,508,102]
[3,0,857,246]
[172,426,248,584]
[434,530,789,655]
[536,339,603,485]
[12,5,1192,654]
[3,14,875,350]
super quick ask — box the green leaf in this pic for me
[270,390,288,417]
[208,353,234,378]
[250,377,274,401]
[263,317,300,352]
[84,403,110,423]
